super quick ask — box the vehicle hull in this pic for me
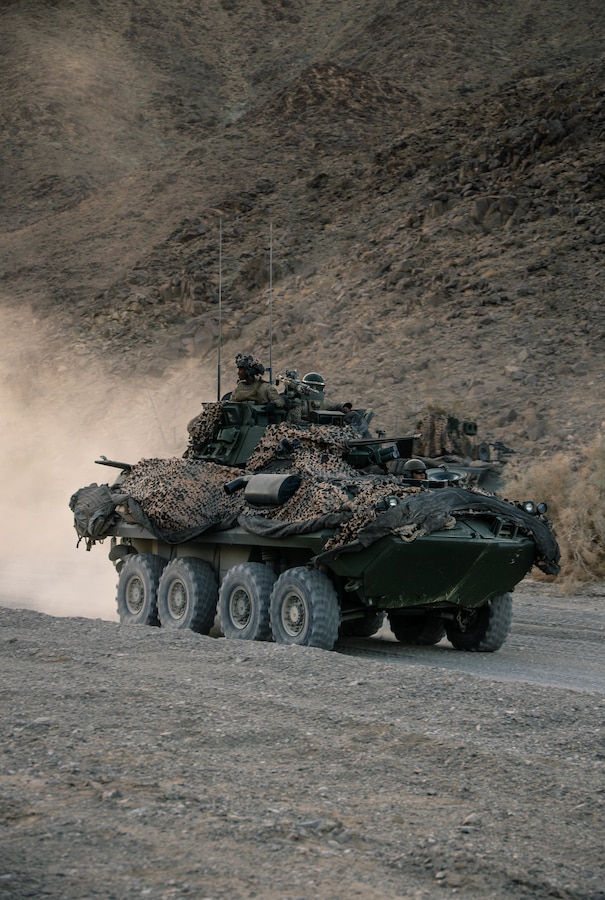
[108,515,536,613]
[330,529,535,609]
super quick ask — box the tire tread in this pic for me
[219,563,275,641]
[270,568,340,650]
[157,557,218,633]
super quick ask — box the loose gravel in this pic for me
[1,584,604,899]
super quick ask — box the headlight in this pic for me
[522,501,536,514]
[537,502,548,515]
[376,496,399,511]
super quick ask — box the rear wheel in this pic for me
[157,558,218,633]
[269,567,340,650]
[219,563,276,641]
[388,613,445,646]
[445,593,512,651]
[116,553,165,626]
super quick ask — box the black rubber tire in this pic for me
[445,593,513,652]
[388,613,446,645]
[340,610,386,637]
[269,567,340,650]
[219,563,276,641]
[157,557,218,633]
[116,553,166,626]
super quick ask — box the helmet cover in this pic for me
[235,354,265,378]
[403,458,427,474]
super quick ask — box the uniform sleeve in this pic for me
[258,382,285,407]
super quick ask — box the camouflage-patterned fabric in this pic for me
[118,457,242,540]
[415,411,477,460]
[113,422,422,545]
[184,403,223,457]
[74,421,560,574]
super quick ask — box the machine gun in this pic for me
[275,370,322,403]
[491,440,516,460]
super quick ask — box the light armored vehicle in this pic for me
[70,398,560,653]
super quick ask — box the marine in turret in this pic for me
[230,354,285,409]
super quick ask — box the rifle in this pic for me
[275,371,321,400]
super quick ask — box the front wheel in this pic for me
[157,558,218,633]
[116,553,166,626]
[340,610,386,638]
[219,563,276,641]
[445,593,512,652]
[388,613,445,646]
[269,567,340,650]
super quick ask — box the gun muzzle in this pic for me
[224,476,250,496]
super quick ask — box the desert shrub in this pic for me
[503,436,605,584]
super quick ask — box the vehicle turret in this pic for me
[184,400,416,471]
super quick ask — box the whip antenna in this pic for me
[217,217,222,401]
[269,223,273,383]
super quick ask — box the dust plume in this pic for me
[0,305,216,621]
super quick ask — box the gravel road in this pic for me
[1,581,604,900]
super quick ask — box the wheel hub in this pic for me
[125,576,144,614]
[282,592,306,637]
[230,588,252,629]
[167,581,188,619]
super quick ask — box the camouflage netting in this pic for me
[116,422,422,545]
[247,421,360,477]
[184,402,224,455]
[415,411,478,460]
[70,421,560,574]
[118,458,243,542]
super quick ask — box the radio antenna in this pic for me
[217,217,222,401]
[269,222,273,383]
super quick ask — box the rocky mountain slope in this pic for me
[1,0,604,457]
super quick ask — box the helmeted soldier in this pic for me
[402,458,427,480]
[299,371,372,436]
[230,354,284,408]
[300,372,326,409]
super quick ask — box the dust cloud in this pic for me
[0,305,216,621]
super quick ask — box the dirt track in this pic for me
[1,581,603,900]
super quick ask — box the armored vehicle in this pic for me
[390,410,514,492]
[70,398,560,653]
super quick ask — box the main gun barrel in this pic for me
[95,458,133,472]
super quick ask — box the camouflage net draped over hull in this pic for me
[118,423,422,545]
[72,422,560,574]
[245,422,434,548]
[118,459,243,542]
[315,486,561,575]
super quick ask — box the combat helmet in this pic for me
[403,458,427,476]
[235,353,265,379]
[302,372,325,391]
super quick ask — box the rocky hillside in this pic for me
[1,0,604,458]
